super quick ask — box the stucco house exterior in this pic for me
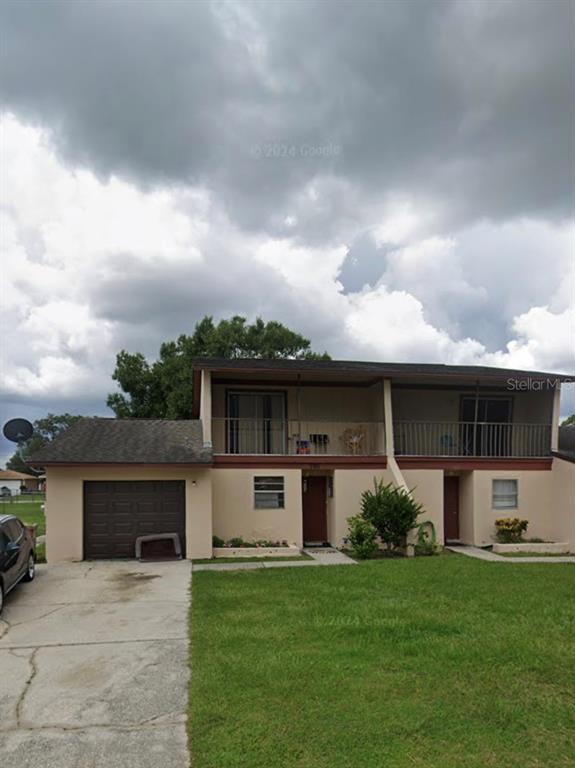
[29,358,574,563]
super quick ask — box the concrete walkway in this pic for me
[193,548,356,572]
[447,545,575,564]
[305,548,357,566]
[0,560,192,768]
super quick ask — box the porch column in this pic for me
[200,369,212,447]
[383,378,395,456]
[551,383,561,452]
[383,378,409,492]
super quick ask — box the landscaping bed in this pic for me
[213,546,302,558]
[193,554,311,564]
[190,556,575,768]
[493,542,571,554]
[500,551,574,558]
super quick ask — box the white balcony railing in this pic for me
[394,421,551,458]
[212,418,385,456]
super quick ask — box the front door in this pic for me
[302,476,327,544]
[443,476,460,541]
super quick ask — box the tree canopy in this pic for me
[107,315,330,419]
[560,414,575,427]
[6,413,86,473]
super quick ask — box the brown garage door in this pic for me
[84,481,186,559]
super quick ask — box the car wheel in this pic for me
[22,554,36,582]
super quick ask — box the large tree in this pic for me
[107,315,330,419]
[6,413,86,473]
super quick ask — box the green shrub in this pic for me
[347,515,378,559]
[415,520,439,556]
[212,535,225,548]
[495,518,528,543]
[361,478,423,550]
[228,537,245,548]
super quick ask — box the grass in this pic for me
[189,555,575,768]
[35,541,46,563]
[0,497,45,535]
[193,554,311,564]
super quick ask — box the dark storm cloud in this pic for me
[86,246,344,361]
[1,0,573,241]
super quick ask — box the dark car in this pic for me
[0,515,36,615]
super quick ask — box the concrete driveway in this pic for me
[0,560,192,768]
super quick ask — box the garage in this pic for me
[84,480,186,559]
[27,418,213,562]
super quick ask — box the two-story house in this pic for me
[31,358,574,562]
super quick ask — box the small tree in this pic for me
[360,478,422,550]
[346,515,378,559]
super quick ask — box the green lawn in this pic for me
[0,497,45,535]
[189,555,575,768]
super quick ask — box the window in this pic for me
[254,476,285,508]
[4,518,23,542]
[492,479,518,509]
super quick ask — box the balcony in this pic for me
[212,418,384,456]
[211,418,552,458]
[394,421,551,458]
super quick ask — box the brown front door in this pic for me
[302,476,327,544]
[443,476,460,541]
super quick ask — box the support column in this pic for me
[383,378,409,492]
[383,379,394,456]
[551,383,561,452]
[199,369,212,447]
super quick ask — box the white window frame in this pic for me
[254,476,285,509]
[492,479,518,510]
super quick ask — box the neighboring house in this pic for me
[29,358,575,563]
[0,469,42,496]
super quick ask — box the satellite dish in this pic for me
[3,418,34,443]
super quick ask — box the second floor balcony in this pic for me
[211,418,551,458]
[196,357,565,462]
[212,418,384,456]
[394,421,551,458]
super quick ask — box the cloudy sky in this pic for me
[1,0,574,464]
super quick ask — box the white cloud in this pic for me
[1,113,573,424]
[2,356,101,399]
[491,307,575,372]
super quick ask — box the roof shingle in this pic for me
[27,419,212,466]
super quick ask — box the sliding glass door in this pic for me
[460,397,512,456]
[227,392,286,454]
